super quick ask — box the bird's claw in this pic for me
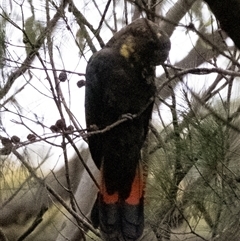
[121,113,135,121]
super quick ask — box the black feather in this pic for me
[85,18,170,240]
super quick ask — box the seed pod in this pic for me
[1,137,12,146]
[27,134,36,142]
[59,71,67,82]
[77,80,85,88]
[0,146,12,155]
[66,125,74,132]
[50,125,60,133]
[0,137,13,155]
[55,119,66,130]
[11,135,21,144]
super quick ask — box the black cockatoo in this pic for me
[85,18,170,241]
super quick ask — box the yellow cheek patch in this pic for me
[119,37,135,58]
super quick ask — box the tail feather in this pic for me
[91,164,145,241]
[121,199,144,240]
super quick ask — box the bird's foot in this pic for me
[120,113,136,121]
[89,124,99,131]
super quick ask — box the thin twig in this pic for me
[70,1,104,50]
[0,0,68,100]
[186,85,240,133]
[17,206,48,241]
[11,148,101,238]
[64,134,100,190]
[86,97,154,137]
[96,0,112,32]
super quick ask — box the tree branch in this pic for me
[0,0,68,100]
[11,148,101,238]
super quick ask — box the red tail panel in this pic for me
[91,164,145,240]
[125,165,144,205]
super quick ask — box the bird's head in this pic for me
[105,18,171,66]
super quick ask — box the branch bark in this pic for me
[159,0,197,36]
